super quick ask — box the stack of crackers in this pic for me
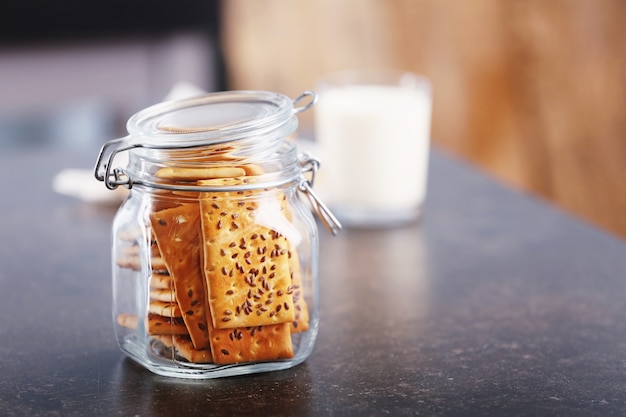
[115,165,309,365]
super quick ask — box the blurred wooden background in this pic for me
[220,0,626,239]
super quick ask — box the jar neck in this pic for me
[126,139,303,192]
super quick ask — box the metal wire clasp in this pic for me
[293,91,318,114]
[298,154,342,235]
[94,137,136,190]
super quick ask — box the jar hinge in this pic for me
[94,137,136,190]
[298,154,342,235]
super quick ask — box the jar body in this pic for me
[112,178,318,379]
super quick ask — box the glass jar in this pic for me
[95,91,340,379]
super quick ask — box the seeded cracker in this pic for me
[199,178,295,330]
[208,320,293,365]
[151,204,211,349]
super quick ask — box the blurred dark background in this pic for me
[1,1,221,45]
[0,0,224,149]
[1,0,625,240]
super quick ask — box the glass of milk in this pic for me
[314,70,432,227]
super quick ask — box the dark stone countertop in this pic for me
[0,148,625,416]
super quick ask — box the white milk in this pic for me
[314,84,432,225]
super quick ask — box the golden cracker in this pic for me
[151,204,211,349]
[155,166,246,181]
[199,178,295,330]
[147,314,188,336]
[150,288,176,302]
[149,301,182,318]
[208,321,293,365]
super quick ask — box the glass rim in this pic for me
[317,69,431,92]
[125,90,299,148]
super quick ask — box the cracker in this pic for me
[147,314,189,335]
[153,335,214,363]
[117,313,138,330]
[149,301,182,318]
[150,288,176,302]
[199,178,295,329]
[208,322,293,365]
[118,227,142,242]
[172,335,213,363]
[151,204,211,349]
[155,167,246,181]
[237,164,264,176]
[116,256,167,272]
[150,273,173,289]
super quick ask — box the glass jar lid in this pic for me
[125,91,316,148]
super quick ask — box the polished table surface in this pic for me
[1,148,625,417]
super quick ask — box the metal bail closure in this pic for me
[293,91,318,114]
[94,136,136,190]
[299,155,342,235]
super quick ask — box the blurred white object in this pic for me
[53,168,128,204]
[314,70,432,227]
[163,81,207,102]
